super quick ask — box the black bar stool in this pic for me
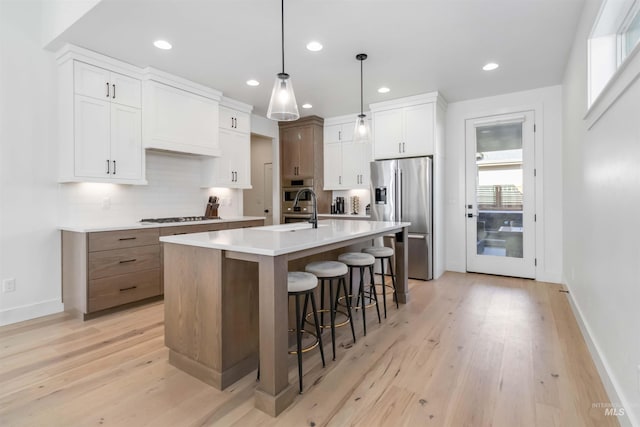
[337,252,380,336]
[257,271,325,394]
[304,261,356,360]
[362,246,398,318]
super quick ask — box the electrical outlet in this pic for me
[2,278,16,293]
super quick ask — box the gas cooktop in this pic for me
[140,216,220,224]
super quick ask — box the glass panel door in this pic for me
[465,111,535,278]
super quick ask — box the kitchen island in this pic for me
[160,219,410,416]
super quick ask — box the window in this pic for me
[588,0,640,106]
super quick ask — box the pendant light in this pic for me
[267,0,299,121]
[353,53,371,143]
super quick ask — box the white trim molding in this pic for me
[0,299,64,327]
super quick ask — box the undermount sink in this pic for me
[259,223,329,232]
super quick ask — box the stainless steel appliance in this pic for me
[282,178,314,222]
[370,156,433,280]
[140,216,219,224]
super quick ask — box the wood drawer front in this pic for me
[226,220,264,229]
[88,268,161,312]
[89,228,160,252]
[159,223,227,236]
[89,245,160,280]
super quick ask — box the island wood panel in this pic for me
[164,243,222,384]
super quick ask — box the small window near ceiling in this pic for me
[622,6,640,60]
[588,0,640,106]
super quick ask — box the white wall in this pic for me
[59,151,243,226]
[444,85,564,284]
[0,0,63,325]
[562,0,640,424]
[41,0,101,48]
[0,1,244,325]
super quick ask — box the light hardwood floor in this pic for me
[0,272,619,426]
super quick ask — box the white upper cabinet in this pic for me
[74,61,141,108]
[201,98,253,189]
[143,80,220,157]
[57,47,145,184]
[323,115,371,190]
[219,106,250,134]
[371,93,444,160]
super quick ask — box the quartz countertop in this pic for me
[58,216,266,233]
[160,219,410,256]
[318,213,371,219]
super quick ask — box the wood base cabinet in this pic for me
[63,228,161,320]
[62,220,265,319]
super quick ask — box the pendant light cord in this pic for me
[281,0,285,74]
[360,58,364,115]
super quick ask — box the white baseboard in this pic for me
[0,298,64,326]
[566,288,637,427]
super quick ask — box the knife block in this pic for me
[205,203,220,218]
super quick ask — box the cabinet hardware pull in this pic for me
[119,286,137,292]
[113,160,116,175]
[119,258,137,264]
[402,142,405,152]
[106,82,110,98]
[106,159,110,174]
[112,84,116,99]
[339,175,342,185]
[118,237,137,241]
[339,130,341,140]
[398,142,401,153]
[174,232,187,235]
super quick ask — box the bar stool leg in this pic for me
[309,292,325,367]
[329,279,336,360]
[379,258,387,318]
[294,294,303,393]
[337,277,356,343]
[369,265,381,323]
[320,280,325,331]
[359,267,367,336]
[388,258,399,308]
[301,293,309,332]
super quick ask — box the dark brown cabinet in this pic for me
[279,116,331,222]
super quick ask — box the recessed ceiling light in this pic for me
[246,79,260,86]
[483,62,499,71]
[153,40,172,50]
[306,41,323,52]
[302,103,313,109]
[378,87,390,94]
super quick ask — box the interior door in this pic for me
[465,111,535,278]
[263,163,273,225]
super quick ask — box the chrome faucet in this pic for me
[293,188,318,228]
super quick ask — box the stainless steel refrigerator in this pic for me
[370,156,433,280]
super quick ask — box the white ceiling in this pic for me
[50,0,585,118]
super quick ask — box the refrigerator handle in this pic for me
[399,169,403,221]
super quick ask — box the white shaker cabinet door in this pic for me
[110,103,142,181]
[341,142,360,188]
[74,95,111,178]
[323,142,342,189]
[403,103,434,156]
[74,62,111,101]
[110,72,141,109]
[373,109,402,159]
[228,131,251,188]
